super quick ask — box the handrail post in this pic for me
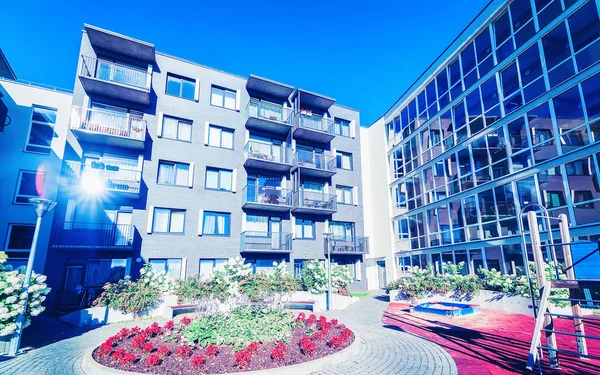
[558,213,587,357]
[527,211,559,368]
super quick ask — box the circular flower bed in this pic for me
[93,310,354,374]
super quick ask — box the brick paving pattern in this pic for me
[0,293,457,375]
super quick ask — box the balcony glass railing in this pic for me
[329,236,369,254]
[294,189,337,211]
[62,160,141,194]
[244,141,291,164]
[70,106,146,141]
[246,99,293,124]
[52,222,135,248]
[241,231,293,252]
[293,150,336,172]
[80,55,149,91]
[243,185,292,207]
[293,112,335,133]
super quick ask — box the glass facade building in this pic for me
[384,0,600,275]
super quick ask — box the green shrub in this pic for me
[301,260,328,294]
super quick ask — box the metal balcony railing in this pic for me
[79,55,149,91]
[70,106,146,141]
[246,99,293,124]
[328,236,369,254]
[293,189,337,211]
[244,141,291,164]
[241,231,293,252]
[62,160,141,194]
[243,185,292,207]
[52,222,135,248]
[293,150,336,172]
[292,112,335,133]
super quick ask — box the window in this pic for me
[293,259,307,278]
[166,74,195,100]
[14,170,45,204]
[566,160,590,176]
[336,151,353,170]
[245,258,284,274]
[5,224,35,252]
[149,258,183,279]
[544,191,566,208]
[330,221,355,240]
[336,186,354,205]
[26,106,56,154]
[84,259,127,287]
[246,215,269,233]
[295,219,314,239]
[202,211,230,236]
[158,161,189,186]
[210,86,236,110]
[199,259,227,278]
[152,208,185,233]
[334,118,351,137]
[573,191,595,208]
[162,116,192,142]
[205,168,233,191]
[333,260,357,280]
[208,125,234,149]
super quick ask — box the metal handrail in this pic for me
[62,160,141,194]
[292,112,335,133]
[242,185,292,206]
[52,222,135,248]
[244,141,291,164]
[294,189,337,211]
[329,236,369,254]
[241,231,293,251]
[246,99,293,124]
[80,55,149,91]
[293,150,336,171]
[70,106,146,141]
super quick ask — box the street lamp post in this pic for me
[8,198,56,357]
[324,232,333,311]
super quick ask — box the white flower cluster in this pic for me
[223,256,252,282]
[139,264,174,292]
[302,260,328,294]
[0,268,50,337]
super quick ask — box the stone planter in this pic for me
[0,334,11,355]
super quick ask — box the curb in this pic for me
[82,333,361,375]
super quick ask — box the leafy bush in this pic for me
[183,306,298,351]
[301,260,327,294]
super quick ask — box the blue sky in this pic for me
[0,0,489,125]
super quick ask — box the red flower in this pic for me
[295,312,306,322]
[157,346,170,357]
[307,314,317,325]
[116,328,131,340]
[98,342,113,357]
[299,336,316,356]
[311,331,325,342]
[205,344,219,357]
[328,336,343,349]
[271,342,286,363]
[130,326,142,335]
[180,316,192,325]
[131,334,147,350]
[191,355,205,369]
[111,348,126,361]
[144,322,162,337]
[120,352,136,365]
[233,350,252,368]
[145,354,161,367]
[104,336,117,346]
[142,342,154,353]
[340,328,353,342]
[176,345,192,359]
[163,320,174,330]
[246,341,260,355]
[331,319,339,325]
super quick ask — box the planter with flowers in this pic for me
[0,252,51,354]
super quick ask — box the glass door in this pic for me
[270,218,281,249]
[115,211,133,246]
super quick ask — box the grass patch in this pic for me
[350,292,370,299]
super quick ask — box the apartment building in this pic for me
[0,76,72,273]
[364,0,600,278]
[43,25,367,309]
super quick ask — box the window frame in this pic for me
[25,105,57,155]
[165,73,196,101]
[162,115,192,142]
[157,160,190,187]
[4,223,35,252]
[210,85,237,110]
[205,167,233,191]
[207,125,234,149]
[334,118,351,137]
[149,258,183,279]
[152,208,186,234]
[14,170,45,205]
[202,211,231,236]
[295,218,315,239]
[336,185,354,205]
[336,151,353,171]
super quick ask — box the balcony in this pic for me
[69,106,146,150]
[291,150,336,178]
[245,99,293,135]
[61,160,141,198]
[292,112,335,143]
[244,141,292,172]
[78,55,151,105]
[242,185,292,212]
[292,189,337,215]
[327,237,369,255]
[51,222,135,250]
[85,24,155,62]
[241,231,293,253]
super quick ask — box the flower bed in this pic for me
[92,310,354,374]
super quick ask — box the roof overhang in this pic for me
[292,88,335,111]
[0,49,16,80]
[84,24,155,63]
[246,75,294,99]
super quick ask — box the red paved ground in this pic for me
[383,303,600,375]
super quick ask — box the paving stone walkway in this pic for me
[0,292,457,375]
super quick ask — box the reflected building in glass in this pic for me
[365,0,600,276]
